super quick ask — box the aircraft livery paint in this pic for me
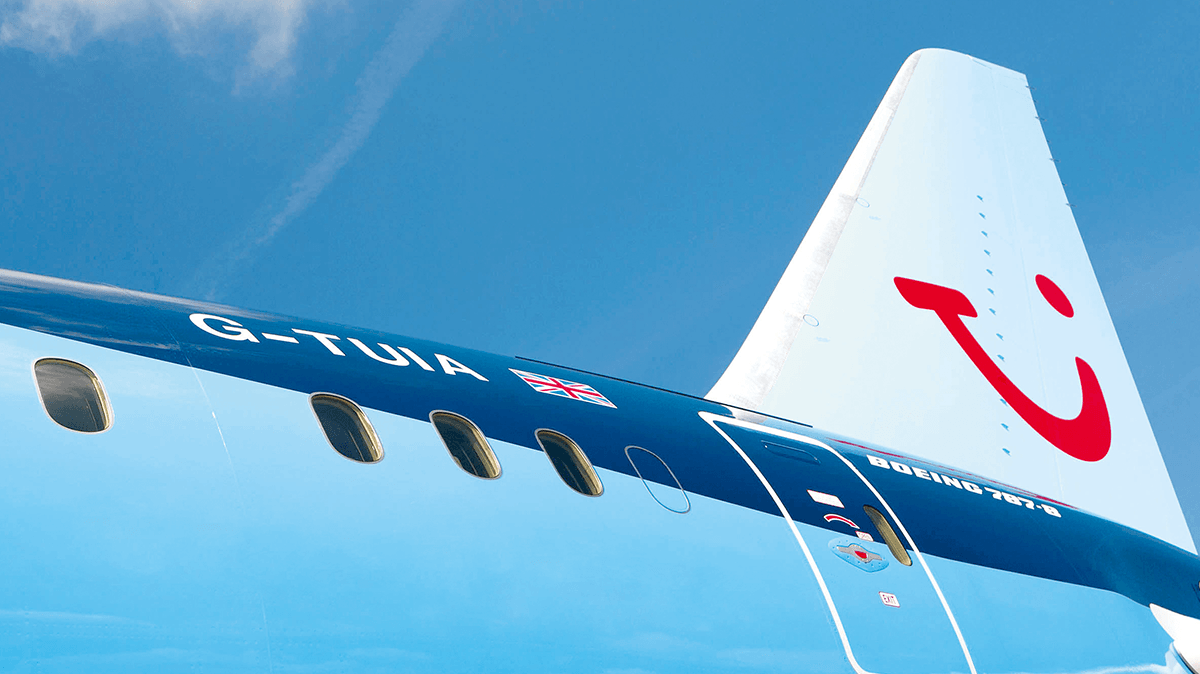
[0,269,1196,673]
[894,275,1111,462]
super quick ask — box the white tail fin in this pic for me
[707,49,1194,552]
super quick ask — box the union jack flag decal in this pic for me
[510,369,617,408]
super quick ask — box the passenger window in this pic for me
[431,412,500,479]
[536,430,602,496]
[310,394,383,463]
[34,358,112,433]
[626,447,690,513]
[863,505,912,566]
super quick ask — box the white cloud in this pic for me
[0,0,313,77]
[192,0,462,300]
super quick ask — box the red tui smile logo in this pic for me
[894,275,1111,462]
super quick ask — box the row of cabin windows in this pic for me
[315,395,625,499]
[28,357,908,562]
[312,393,603,496]
[31,358,608,498]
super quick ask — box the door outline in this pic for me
[699,411,977,674]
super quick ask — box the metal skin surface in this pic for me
[707,49,1193,553]
[0,270,1196,672]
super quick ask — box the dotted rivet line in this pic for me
[977,194,1012,457]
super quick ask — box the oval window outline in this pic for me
[430,411,501,479]
[625,446,690,514]
[309,393,384,464]
[33,358,113,434]
[535,429,603,497]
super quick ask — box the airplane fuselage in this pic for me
[0,269,1196,673]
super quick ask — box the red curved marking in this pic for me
[894,277,1110,462]
[1036,275,1074,317]
[824,514,859,528]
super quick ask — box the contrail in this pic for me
[193,0,461,300]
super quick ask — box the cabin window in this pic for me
[34,358,112,433]
[310,394,383,464]
[626,446,690,513]
[536,430,602,496]
[431,411,500,479]
[863,505,912,566]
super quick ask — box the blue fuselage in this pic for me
[0,270,1196,673]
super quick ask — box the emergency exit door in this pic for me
[704,413,975,674]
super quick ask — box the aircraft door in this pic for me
[705,415,975,674]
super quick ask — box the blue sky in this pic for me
[2,1,1198,544]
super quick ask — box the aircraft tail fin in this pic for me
[707,49,1194,552]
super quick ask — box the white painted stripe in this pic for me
[262,333,299,343]
[700,412,871,674]
[808,489,844,508]
[699,411,977,674]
